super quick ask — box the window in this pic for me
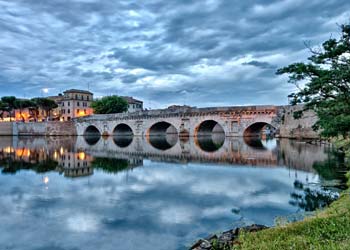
[77,109,80,114]
[75,94,78,99]
[87,96,89,101]
[77,102,80,106]
[68,109,70,114]
[68,102,70,106]
[84,109,86,114]
[62,102,64,107]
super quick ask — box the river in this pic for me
[0,135,346,250]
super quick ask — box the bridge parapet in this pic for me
[75,105,278,122]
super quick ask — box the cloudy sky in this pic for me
[0,0,349,108]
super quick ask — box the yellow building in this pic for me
[60,89,94,121]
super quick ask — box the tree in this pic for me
[1,96,17,121]
[32,98,58,119]
[91,95,128,114]
[0,100,7,120]
[14,99,37,122]
[276,24,350,138]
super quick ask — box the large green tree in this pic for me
[277,24,350,138]
[91,95,128,114]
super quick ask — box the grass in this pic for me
[231,172,350,250]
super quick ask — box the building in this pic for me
[60,89,93,121]
[121,96,143,113]
[47,94,64,120]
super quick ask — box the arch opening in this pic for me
[147,122,178,150]
[113,124,134,148]
[113,123,134,136]
[148,121,178,137]
[196,120,225,137]
[84,125,101,145]
[243,122,276,138]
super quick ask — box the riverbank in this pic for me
[233,175,349,250]
[191,140,350,250]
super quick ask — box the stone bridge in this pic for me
[75,105,281,138]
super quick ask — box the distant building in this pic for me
[121,96,143,113]
[60,89,93,121]
[167,105,195,111]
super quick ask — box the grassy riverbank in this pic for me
[231,144,350,250]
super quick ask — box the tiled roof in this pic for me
[63,89,93,95]
[121,96,143,104]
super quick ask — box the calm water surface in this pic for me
[0,135,346,250]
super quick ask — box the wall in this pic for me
[278,105,319,139]
[0,122,13,135]
[1,122,77,136]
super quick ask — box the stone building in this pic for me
[60,89,94,121]
[121,96,143,113]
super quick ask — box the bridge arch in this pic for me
[147,121,178,150]
[84,125,101,136]
[195,120,225,137]
[113,123,134,136]
[84,125,101,145]
[148,121,178,137]
[243,122,276,137]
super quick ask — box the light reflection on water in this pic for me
[0,135,346,250]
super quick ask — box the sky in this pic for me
[0,0,349,108]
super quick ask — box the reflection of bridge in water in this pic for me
[79,135,329,172]
[0,135,330,179]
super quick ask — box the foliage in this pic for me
[312,149,348,185]
[1,96,16,110]
[0,100,7,119]
[289,180,339,212]
[92,157,130,173]
[276,24,350,138]
[0,96,16,120]
[0,157,58,174]
[91,95,128,114]
[31,97,58,114]
[0,96,58,120]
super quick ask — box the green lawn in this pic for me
[232,173,350,250]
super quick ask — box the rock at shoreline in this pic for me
[190,224,268,250]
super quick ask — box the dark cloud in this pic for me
[0,0,349,107]
[242,60,277,69]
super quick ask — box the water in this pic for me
[0,135,346,250]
